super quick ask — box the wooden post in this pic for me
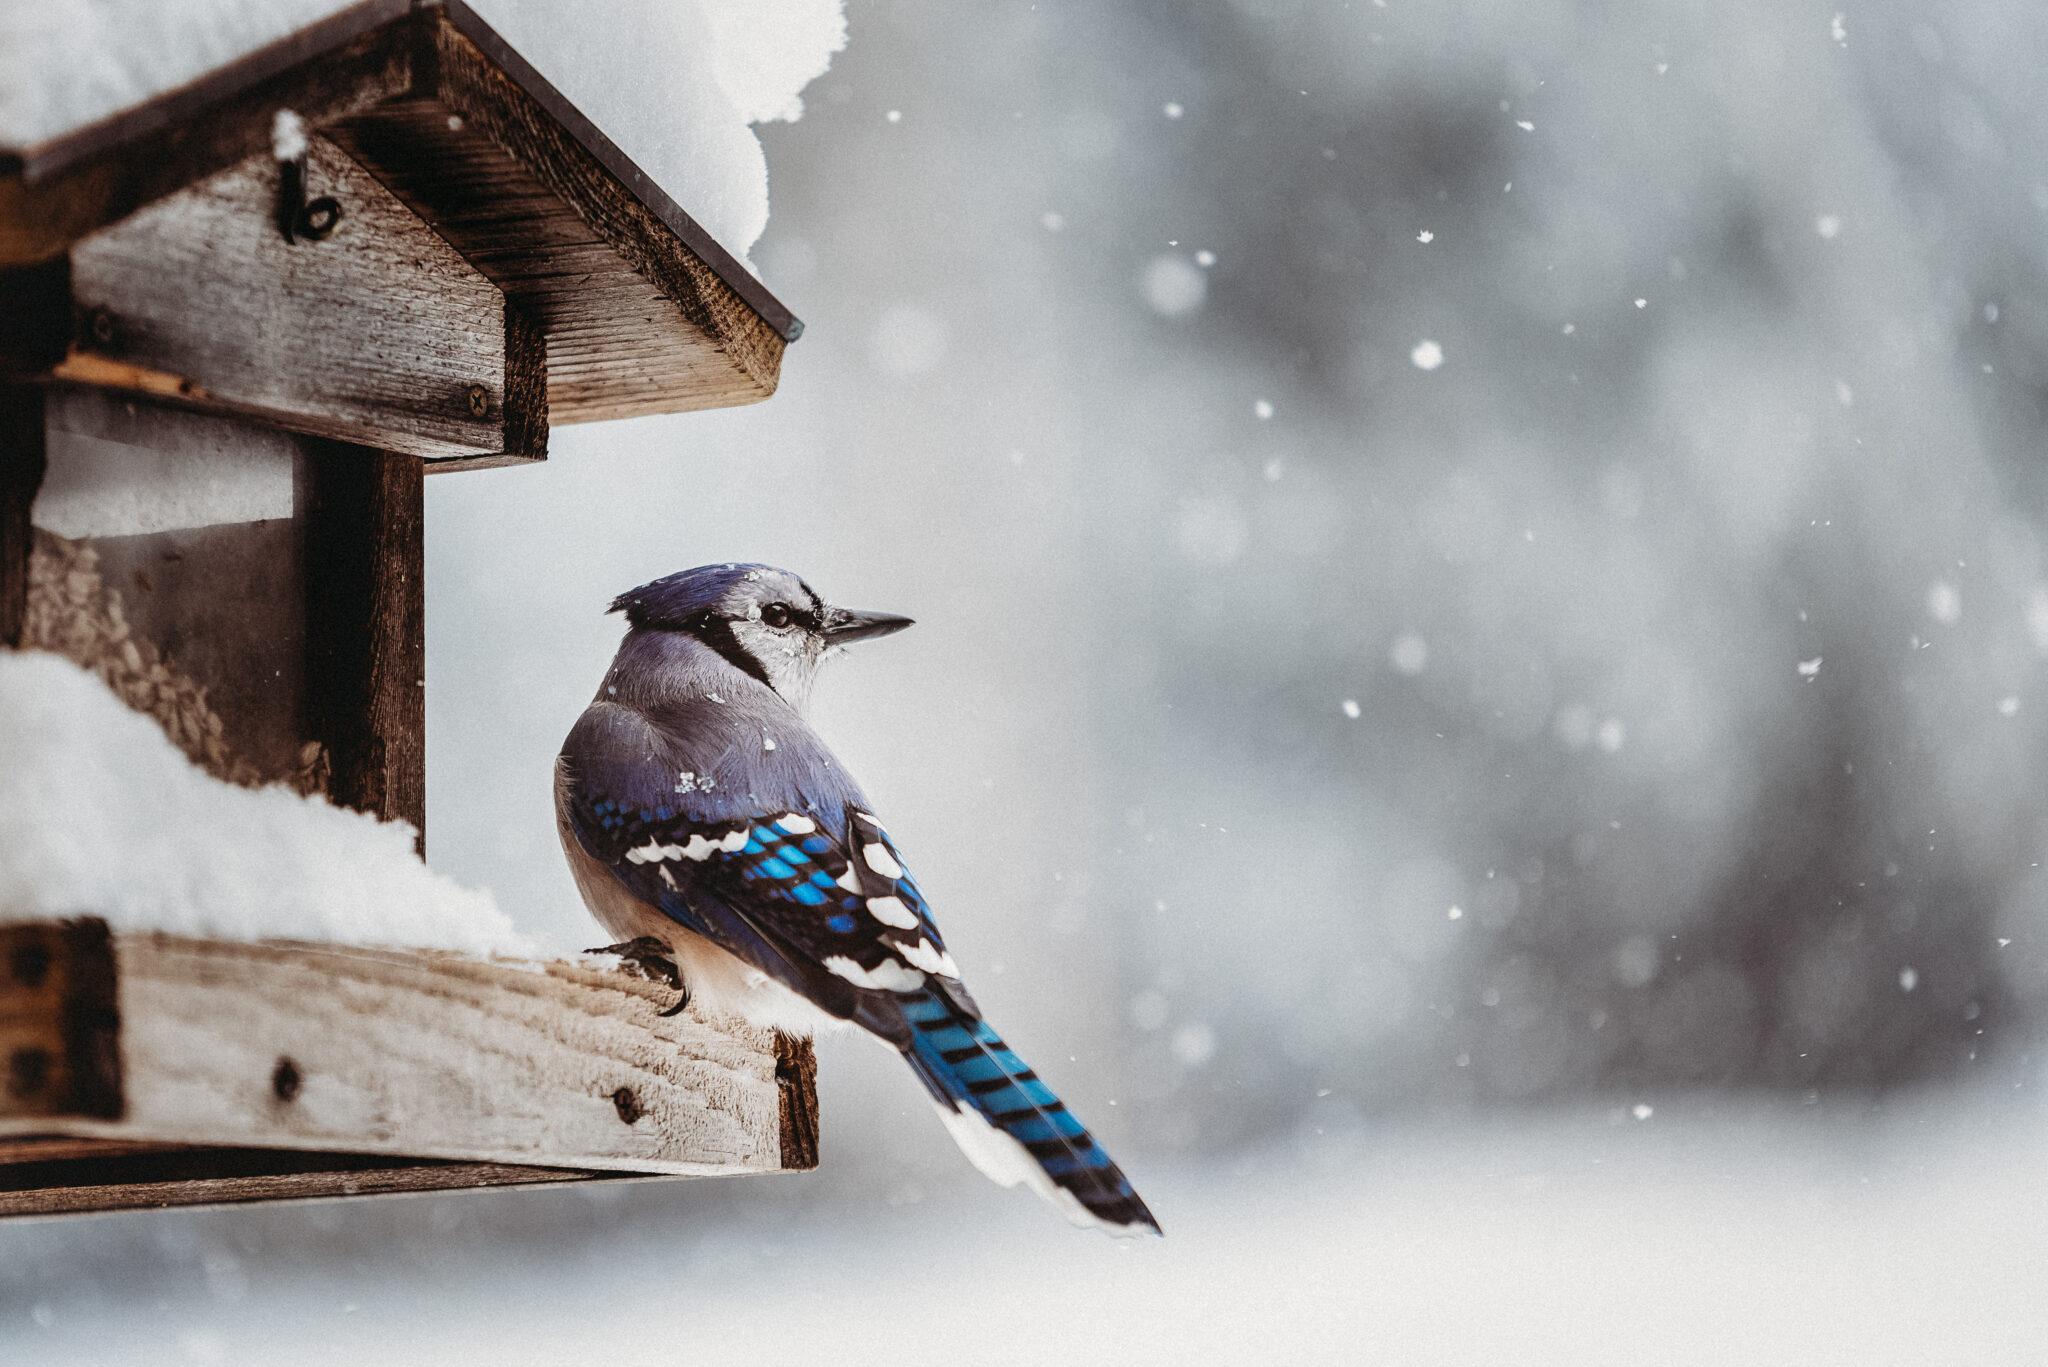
[0,386,42,649]
[301,446,426,846]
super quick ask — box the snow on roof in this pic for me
[0,651,531,955]
[0,0,846,260]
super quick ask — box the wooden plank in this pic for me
[60,135,543,462]
[321,11,788,424]
[301,444,425,839]
[434,1,800,343]
[774,1031,821,1171]
[0,1146,615,1219]
[0,925,819,1197]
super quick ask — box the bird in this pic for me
[554,563,1159,1236]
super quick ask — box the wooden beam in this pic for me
[59,135,545,463]
[326,5,790,423]
[0,1145,612,1219]
[0,921,819,1218]
[0,385,44,648]
[301,444,425,840]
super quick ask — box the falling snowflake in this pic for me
[1410,339,1444,371]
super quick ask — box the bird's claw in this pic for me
[586,936,685,1009]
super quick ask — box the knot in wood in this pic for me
[6,942,50,989]
[611,1086,643,1124]
[7,1047,50,1099]
[271,1056,303,1102]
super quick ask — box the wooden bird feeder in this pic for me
[0,0,815,1216]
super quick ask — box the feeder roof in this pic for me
[0,0,802,425]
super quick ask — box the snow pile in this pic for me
[0,651,530,955]
[0,0,847,259]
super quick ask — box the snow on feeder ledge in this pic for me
[0,0,826,1217]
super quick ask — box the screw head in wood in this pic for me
[272,1056,302,1102]
[465,384,491,419]
[85,305,117,348]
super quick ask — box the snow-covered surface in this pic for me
[2,1098,2040,1365]
[0,652,528,954]
[0,0,846,259]
[37,391,297,538]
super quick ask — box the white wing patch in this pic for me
[823,955,926,992]
[866,895,919,929]
[891,936,960,978]
[863,842,904,878]
[624,829,747,864]
[775,813,817,834]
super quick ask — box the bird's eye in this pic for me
[760,602,793,629]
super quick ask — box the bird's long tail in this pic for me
[888,987,1160,1236]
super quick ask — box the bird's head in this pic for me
[609,563,913,711]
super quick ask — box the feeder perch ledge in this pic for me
[0,919,819,1218]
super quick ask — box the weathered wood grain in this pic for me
[0,922,121,1123]
[60,135,541,462]
[301,443,426,839]
[0,924,820,1218]
[327,8,787,422]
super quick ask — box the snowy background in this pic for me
[12,0,2048,1360]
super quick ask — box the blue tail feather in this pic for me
[894,989,1160,1235]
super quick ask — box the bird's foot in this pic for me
[586,936,688,1014]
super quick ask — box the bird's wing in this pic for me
[558,700,972,1028]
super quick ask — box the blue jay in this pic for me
[555,563,1159,1236]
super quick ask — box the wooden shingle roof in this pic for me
[0,0,800,462]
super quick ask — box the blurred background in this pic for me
[10,0,2048,1360]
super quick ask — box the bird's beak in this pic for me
[822,605,915,644]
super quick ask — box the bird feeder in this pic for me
[0,0,815,1216]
